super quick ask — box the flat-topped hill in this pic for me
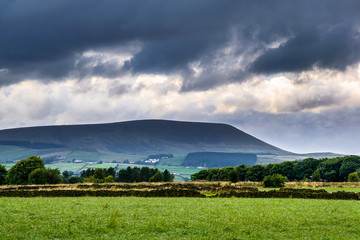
[0,120,289,157]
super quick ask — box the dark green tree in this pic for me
[106,167,116,178]
[163,169,173,182]
[131,167,141,182]
[93,168,106,183]
[116,166,159,182]
[234,165,248,181]
[217,167,234,181]
[81,168,95,178]
[149,171,164,182]
[140,167,158,182]
[293,158,321,180]
[28,168,47,184]
[191,169,209,181]
[228,169,238,183]
[45,168,62,184]
[6,156,45,185]
[28,168,62,185]
[263,164,275,177]
[116,168,130,182]
[206,168,220,181]
[62,170,70,179]
[270,161,296,180]
[62,170,71,183]
[68,176,83,184]
[245,165,265,181]
[0,164,7,185]
[318,157,343,182]
[339,156,360,181]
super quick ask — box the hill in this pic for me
[0,119,288,155]
[0,120,341,169]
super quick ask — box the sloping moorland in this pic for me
[0,120,343,180]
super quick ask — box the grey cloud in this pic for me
[72,55,124,80]
[251,26,360,73]
[108,83,131,96]
[292,94,344,112]
[1,0,360,90]
[0,0,242,86]
[180,69,251,92]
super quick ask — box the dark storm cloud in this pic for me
[1,0,360,88]
[251,26,360,73]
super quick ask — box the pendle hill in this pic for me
[0,120,341,169]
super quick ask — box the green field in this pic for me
[0,145,39,161]
[0,197,359,239]
[44,163,86,173]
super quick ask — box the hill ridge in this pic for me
[0,120,292,163]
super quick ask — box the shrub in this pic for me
[347,172,359,182]
[262,174,287,188]
[104,175,114,183]
[312,169,321,182]
[68,176,83,184]
[149,171,164,182]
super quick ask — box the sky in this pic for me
[1,0,360,154]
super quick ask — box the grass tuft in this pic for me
[103,202,110,209]
[107,209,119,229]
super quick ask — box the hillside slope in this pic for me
[0,120,289,157]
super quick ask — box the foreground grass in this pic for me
[0,197,359,239]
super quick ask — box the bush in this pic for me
[312,169,321,182]
[149,171,164,182]
[262,174,287,188]
[104,175,114,183]
[68,176,83,184]
[28,168,47,184]
[347,172,359,182]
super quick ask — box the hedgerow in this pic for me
[0,183,359,200]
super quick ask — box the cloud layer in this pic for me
[1,0,360,87]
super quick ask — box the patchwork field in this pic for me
[0,197,359,239]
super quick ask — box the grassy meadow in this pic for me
[0,197,359,239]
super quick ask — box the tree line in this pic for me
[0,156,174,185]
[191,155,360,183]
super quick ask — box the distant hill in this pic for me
[0,120,289,158]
